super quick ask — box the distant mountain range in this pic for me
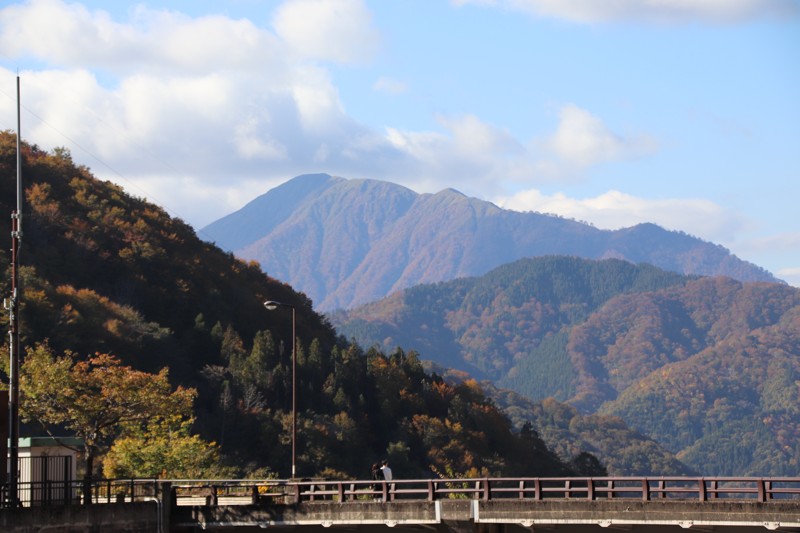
[330,257,800,476]
[202,174,780,311]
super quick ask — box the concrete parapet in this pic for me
[474,499,800,529]
[0,501,159,533]
[172,497,800,531]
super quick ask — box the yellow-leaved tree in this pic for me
[20,343,221,484]
[103,415,224,479]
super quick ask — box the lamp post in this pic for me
[263,300,297,478]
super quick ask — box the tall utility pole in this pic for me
[263,300,297,478]
[7,75,23,507]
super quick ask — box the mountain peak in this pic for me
[201,173,343,250]
[203,175,780,310]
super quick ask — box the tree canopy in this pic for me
[20,343,204,478]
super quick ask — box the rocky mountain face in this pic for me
[202,174,780,311]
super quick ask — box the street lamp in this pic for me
[263,300,297,478]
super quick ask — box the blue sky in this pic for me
[0,0,798,285]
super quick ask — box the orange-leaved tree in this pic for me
[20,343,196,482]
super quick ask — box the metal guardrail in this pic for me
[3,476,800,508]
[168,477,800,505]
[1,478,160,507]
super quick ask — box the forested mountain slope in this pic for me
[331,258,800,475]
[202,174,779,311]
[0,132,608,479]
[330,257,692,383]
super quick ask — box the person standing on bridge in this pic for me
[371,462,382,501]
[380,459,392,481]
[380,460,393,503]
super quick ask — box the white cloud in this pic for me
[0,0,793,286]
[379,106,656,196]
[731,231,800,286]
[0,0,762,250]
[0,0,380,222]
[0,0,279,73]
[495,188,745,242]
[0,1,665,227]
[382,114,537,195]
[545,104,658,169]
[271,0,380,64]
[454,0,799,23]
[735,231,800,254]
[495,188,800,285]
[125,174,280,231]
[439,114,522,160]
[776,267,800,287]
[234,116,288,160]
[0,0,132,66]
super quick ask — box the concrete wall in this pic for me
[0,501,160,533]
[174,498,800,531]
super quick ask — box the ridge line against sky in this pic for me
[0,0,798,285]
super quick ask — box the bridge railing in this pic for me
[6,476,800,507]
[481,477,800,502]
[1,478,160,507]
[166,477,800,506]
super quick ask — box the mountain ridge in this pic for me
[330,257,800,475]
[202,174,780,311]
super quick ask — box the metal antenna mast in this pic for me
[7,74,23,507]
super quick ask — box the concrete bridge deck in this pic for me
[177,498,800,532]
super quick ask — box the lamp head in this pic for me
[263,300,280,310]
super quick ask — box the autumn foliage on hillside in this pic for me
[0,132,580,479]
[333,257,800,476]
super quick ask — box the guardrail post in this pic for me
[427,479,434,501]
[518,480,525,500]
[533,478,541,501]
[587,479,595,501]
[642,479,650,502]
[337,482,344,502]
[82,476,90,506]
[160,481,173,533]
[63,458,71,506]
[698,478,707,502]
[64,478,71,506]
[42,458,49,506]
[482,478,490,501]
[757,479,766,503]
